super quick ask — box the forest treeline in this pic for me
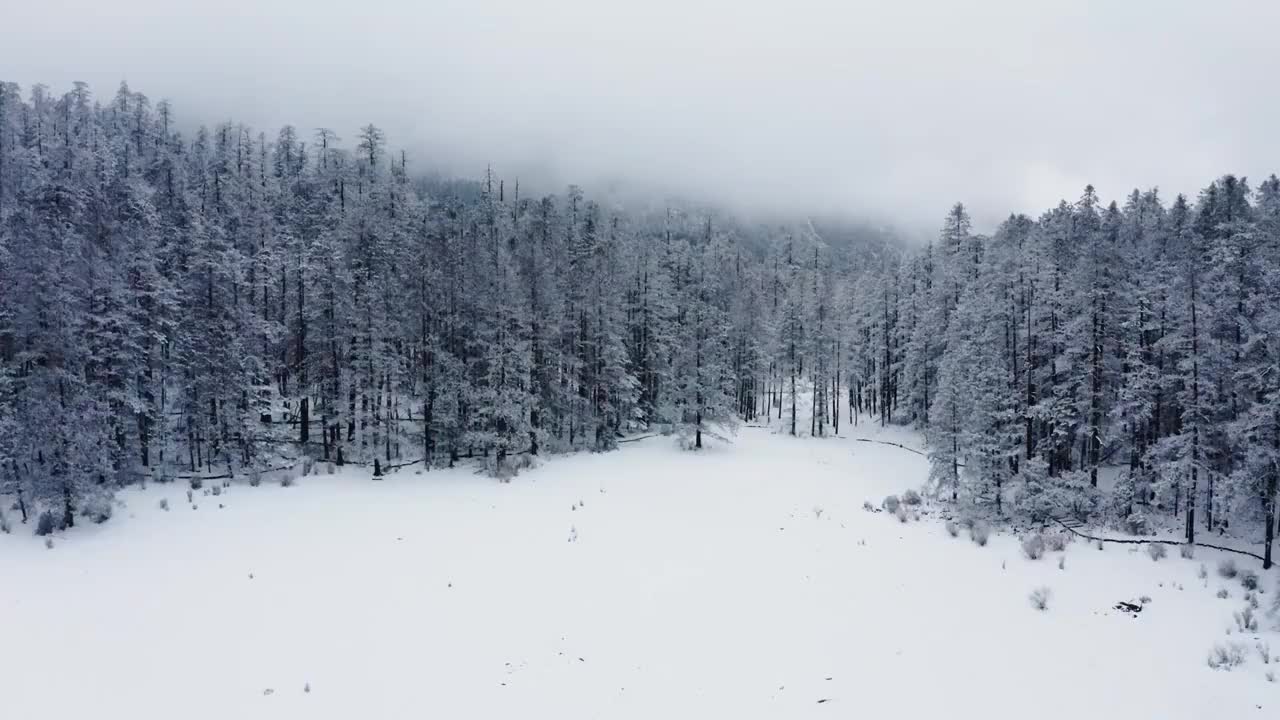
[0,82,1276,567]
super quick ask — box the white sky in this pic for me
[4,0,1278,235]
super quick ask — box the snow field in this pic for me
[1,426,1276,719]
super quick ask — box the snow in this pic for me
[2,427,1277,719]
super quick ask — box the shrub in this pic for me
[1218,558,1238,579]
[1058,556,1066,570]
[1207,643,1246,670]
[1021,533,1046,560]
[1217,588,1230,599]
[1180,543,1195,559]
[945,520,960,537]
[1257,642,1272,665]
[1234,607,1258,633]
[1146,543,1167,561]
[813,506,824,520]
[902,489,922,506]
[303,459,315,476]
[862,501,875,512]
[44,537,54,550]
[1029,586,1051,611]
[280,474,296,488]
[1240,569,1259,591]
[211,485,222,497]
[969,521,990,547]
[1123,512,1149,536]
[1095,539,1105,551]
[248,469,262,487]
[159,498,170,511]
[326,463,336,475]
[882,495,900,513]
[1139,595,1152,605]
[1198,563,1208,580]
[34,511,56,537]
[894,504,909,523]
[0,510,9,535]
[186,489,194,503]
[189,477,203,490]
[1045,533,1066,552]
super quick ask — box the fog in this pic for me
[5,0,1278,235]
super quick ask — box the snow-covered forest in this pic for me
[0,81,1278,568]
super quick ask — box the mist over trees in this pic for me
[1,82,1277,567]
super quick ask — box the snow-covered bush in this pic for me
[82,496,112,524]
[1045,532,1067,552]
[1029,586,1051,611]
[1257,642,1272,665]
[1240,569,1259,591]
[280,474,296,488]
[894,504,909,523]
[189,476,203,490]
[1198,563,1208,580]
[1058,556,1066,570]
[248,468,262,487]
[211,485,222,497]
[326,463,336,475]
[1217,588,1230,599]
[945,520,960,537]
[1207,643,1246,670]
[158,498,169,511]
[862,501,875,512]
[969,520,990,547]
[44,537,54,550]
[1235,607,1258,633]
[882,495,900,513]
[902,489,922,506]
[34,511,56,537]
[1122,511,1149,536]
[813,506,824,520]
[1146,543,1167,561]
[1021,533,1046,560]
[186,489,194,503]
[0,510,9,534]
[1180,543,1195,559]
[1218,559,1238,579]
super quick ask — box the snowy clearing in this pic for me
[2,427,1276,719]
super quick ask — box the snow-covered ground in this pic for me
[2,426,1276,719]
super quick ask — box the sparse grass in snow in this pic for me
[158,498,169,511]
[1218,558,1238,579]
[1146,542,1167,561]
[945,520,960,538]
[1207,643,1247,671]
[1029,586,1051,611]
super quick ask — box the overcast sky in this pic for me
[4,0,1278,235]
